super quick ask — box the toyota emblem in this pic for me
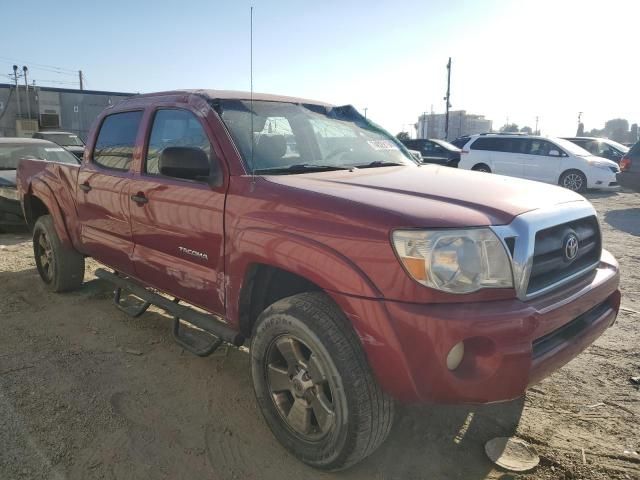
[563,233,579,261]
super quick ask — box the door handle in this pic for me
[79,182,91,192]
[130,193,148,205]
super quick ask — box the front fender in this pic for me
[225,227,383,325]
[225,227,420,400]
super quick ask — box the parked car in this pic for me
[618,140,640,192]
[16,89,620,470]
[458,134,620,192]
[401,138,461,167]
[562,137,629,164]
[0,138,78,228]
[32,131,85,159]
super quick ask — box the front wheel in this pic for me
[33,215,85,292]
[250,292,394,471]
[559,170,587,192]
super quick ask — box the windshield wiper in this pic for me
[353,161,404,169]
[253,164,352,175]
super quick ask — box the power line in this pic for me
[0,56,76,74]
[0,61,77,77]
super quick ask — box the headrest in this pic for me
[257,135,286,161]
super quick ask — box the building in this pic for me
[0,83,134,140]
[416,110,493,141]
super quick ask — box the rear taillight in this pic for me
[620,156,631,171]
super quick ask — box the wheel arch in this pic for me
[23,180,73,248]
[228,228,382,338]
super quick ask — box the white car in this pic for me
[458,134,620,192]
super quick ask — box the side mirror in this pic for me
[159,146,216,183]
[548,149,561,157]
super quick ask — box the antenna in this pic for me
[250,6,255,182]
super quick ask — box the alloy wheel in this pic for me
[265,335,336,441]
[36,231,55,282]
[563,173,583,191]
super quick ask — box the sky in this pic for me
[1,0,638,137]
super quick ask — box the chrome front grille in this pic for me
[527,215,600,295]
[492,201,602,300]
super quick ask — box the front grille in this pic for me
[527,215,600,295]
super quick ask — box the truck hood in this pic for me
[265,164,586,227]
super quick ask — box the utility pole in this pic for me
[421,112,427,139]
[535,116,539,135]
[13,65,22,118]
[444,57,452,140]
[364,107,368,119]
[79,70,84,90]
[23,66,31,120]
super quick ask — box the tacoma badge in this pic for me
[178,246,208,261]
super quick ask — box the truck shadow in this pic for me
[604,208,640,236]
[0,269,525,480]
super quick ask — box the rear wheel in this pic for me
[33,215,85,292]
[250,292,394,471]
[472,163,491,173]
[559,169,587,192]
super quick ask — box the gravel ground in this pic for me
[0,190,638,480]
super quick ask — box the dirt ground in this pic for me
[1,191,639,480]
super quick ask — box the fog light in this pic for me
[446,341,465,371]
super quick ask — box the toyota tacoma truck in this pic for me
[16,89,621,470]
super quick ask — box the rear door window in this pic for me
[471,137,517,153]
[93,111,143,170]
[470,137,497,151]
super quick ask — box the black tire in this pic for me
[472,163,491,173]
[559,169,587,192]
[33,215,85,292]
[250,292,394,471]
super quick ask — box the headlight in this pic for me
[0,186,18,201]
[392,228,514,293]
[588,160,615,170]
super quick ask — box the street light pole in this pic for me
[23,66,31,120]
[13,65,22,118]
[444,57,452,140]
[364,107,368,119]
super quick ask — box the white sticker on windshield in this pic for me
[44,147,65,152]
[367,140,399,151]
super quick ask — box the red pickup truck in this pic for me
[16,89,621,470]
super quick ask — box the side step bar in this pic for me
[95,268,245,349]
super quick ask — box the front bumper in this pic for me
[333,250,620,404]
[587,168,620,190]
